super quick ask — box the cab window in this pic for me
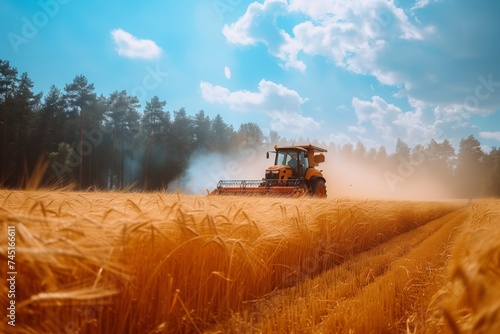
[300,151,309,168]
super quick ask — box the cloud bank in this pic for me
[223,0,500,118]
[219,0,500,150]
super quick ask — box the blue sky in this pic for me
[1,0,500,152]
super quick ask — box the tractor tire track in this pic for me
[316,206,468,333]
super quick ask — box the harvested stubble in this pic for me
[0,190,460,333]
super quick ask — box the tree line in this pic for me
[0,59,268,190]
[1,59,499,197]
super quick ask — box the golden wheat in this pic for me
[424,200,500,334]
[0,190,469,333]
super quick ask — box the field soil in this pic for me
[0,190,498,333]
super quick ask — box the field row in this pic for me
[209,207,467,333]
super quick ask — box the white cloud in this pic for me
[200,79,306,112]
[222,0,288,45]
[352,96,438,145]
[411,0,440,10]
[433,105,470,128]
[267,110,321,134]
[200,81,263,109]
[224,66,231,79]
[224,0,424,74]
[223,0,301,71]
[200,79,319,135]
[329,132,353,146]
[480,131,500,141]
[111,29,162,60]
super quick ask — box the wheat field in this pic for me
[0,190,499,333]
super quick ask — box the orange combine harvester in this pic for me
[213,144,328,197]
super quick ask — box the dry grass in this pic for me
[0,189,481,333]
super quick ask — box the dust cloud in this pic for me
[171,147,270,195]
[322,156,456,200]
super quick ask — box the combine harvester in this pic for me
[213,144,328,197]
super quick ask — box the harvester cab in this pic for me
[213,144,328,197]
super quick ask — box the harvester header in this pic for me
[213,144,328,197]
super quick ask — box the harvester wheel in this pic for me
[311,179,327,198]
